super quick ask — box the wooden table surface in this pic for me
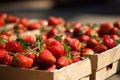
[0,1,120,80]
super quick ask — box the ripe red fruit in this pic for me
[21,35,35,45]
[48,16,63,26]
[99,22,113,35]
[113,21,120,29]
[0,34,9,41]
[39,20,48,26]
[0,49,7,61]
[103,37,115,49]
[13,53,33,68]
[72,22,80,28]
[57,56,70,68]
[5,41,23,53]
[81,48,94,55]
[86,38,98,49]
[7,15,17,23]
[1,53,13,65]
[0,19,5,26]
[0,13,7,19]
[47,28,58,38]
[79,35,90,42]
[46,38,64,58]
[26,53,36,60]
[18,18,28,27]
[46,64,56,71]
[66,38,81,51]
[27,22,40,30]
[70,51,80,63]
[94,45,107,53]
[109,27,120,35]
[37,49,56,66]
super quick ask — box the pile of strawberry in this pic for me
[0,13,120,71]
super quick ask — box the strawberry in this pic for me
[37,49,56,66]
[26,53,36,60]
[0,13,7,19]
[46,38,64,59]
[79,34,90,42]
[27,22,40,30]
[1,53,13,65]
[0,49,7,63]
[12,53,33,68]
[47,28,58,38]
[113,21,120,29]
[81,48,94,55]
[5,41,23,53]
[72,22,81,28]
[18,18,28,27]
[109,27,120,35]
[56,56,70,68]
[86,38,98,49]
[7,15,17,23]
[70,51,80,63]
[48,16,63,26]
[0,18,5,26]
[66,38,81,51]
[21,35,35,45]
[39,20,48,26]
[99,22,113,35]
[94,44,107,53]
[46,64,56,71]
[103,37,115,49]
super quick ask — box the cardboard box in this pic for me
[90,60,120,80]
[0,58,91,80]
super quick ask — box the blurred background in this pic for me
[0,0,120,24]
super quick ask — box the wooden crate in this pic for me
[0,58,91,80]
[90,60,120,80]
[83,45,120,80]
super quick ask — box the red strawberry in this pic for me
[26,53,36,60]
[113,21,120,29]
[27,22,40,30]
[81,48,94,55]
[48,16,63,26]
[46,38,64,58]
[0,19,5,26]
[99,22,113,35]
[21,35,35,45]
[13,53,33,68]
[1,53,13,65]
[86,38,98,49]
[7,15,17,23]
[18,18,28,27]
[79,34,90,42]
[5,41,23,53]
[70,51,80,63]
[0,13,7,19]
[0,49,7,62]
[57,56,70,68]
[39,20,48,26]
[72,22,81,28]
[66,38,81,51]
[37,49,56,66]
[47,28,58,38]
[109,27,120,35]
[103,37,115,49]
[46,64,56,71]
[94,45,107,53]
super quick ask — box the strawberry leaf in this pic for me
[0,37,7,44]
[114,39,120,46]
[16,38,30,49]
